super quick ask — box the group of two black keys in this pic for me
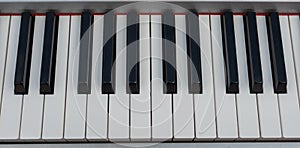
[13,10,287,96]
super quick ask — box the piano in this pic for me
[0,0,299,147]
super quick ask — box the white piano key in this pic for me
[130,15,151,141]
[172,14,194,141]
[0,16,10,118]
[151,15,173,141]
[42,16,70,140]
[233,16,260,139]
[0,16,22,140]
[108,15,129,141]
[210,15,238,140]
[64,15,87,140]
[20,16,45,140]
[86,15,108,141]
[256,16,281,139]
[194,15,216,140]
[289,16,300,108]
[277,16,300,139]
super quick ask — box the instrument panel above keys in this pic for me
[0,9,299,142]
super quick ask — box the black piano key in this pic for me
[78,11,93,94]
[102,12,116,94]
[244,12,263,93]
[266,12,287,93]
[14,12,35,94]
[126,10,139,94]
[162,10,177,94]
[221,11,239,93]
[40,12,59,94]
[186,12,202,94]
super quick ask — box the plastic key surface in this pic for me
[0,16,22,140]
[243,12,263,93]
[194,14,217,140]
[42,16,70,140]
[162,10,177,94]
[64,16,87,140]
[221,12,239,93]
[186,12,202,94]
[234,15,260,139]
[172,14,195,141]
[86,15,108,141]
[151,15,173,141]
[108,15,130,141]
[211,15,238,139]
[102,12,116,94]
[0,16,10,138]
[266,12,287,93]
[277,16,300,138]
[20,16,45,140]
[78,11,93,94]
[126,10,140,94]
[256,16,281,138]
[40,12,59,94]
[14,12,35,94]
[130,15,151,141]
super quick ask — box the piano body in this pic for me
[0,0,299,147]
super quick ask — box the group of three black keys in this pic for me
[13,10,287,95]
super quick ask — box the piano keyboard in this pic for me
[0,8,300,142]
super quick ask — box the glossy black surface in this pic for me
[244,12,263,93]
[102,12,116,94]
[266,12,287,93]
[78,11,93,94]
[40,12,59,94]
[186,12,202,94]
[162,10,177,94]
[126,10,139,94]
[221,12,239,93]
[14,12,35,94]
